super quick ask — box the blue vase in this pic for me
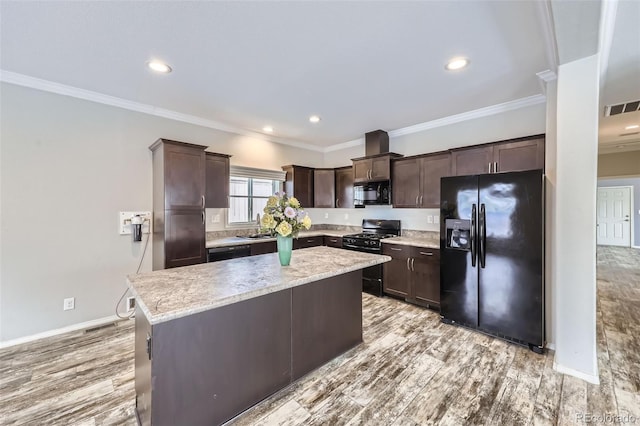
[277,235,293,266]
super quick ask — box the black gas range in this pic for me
[342,219,401,296]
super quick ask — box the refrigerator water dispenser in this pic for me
[445,219,471,250]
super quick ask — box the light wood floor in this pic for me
[1,246,638,425]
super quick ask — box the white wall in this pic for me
[0,83,321,342]
[307,206,440,232]
[553,54,599,383]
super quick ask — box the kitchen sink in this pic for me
[236,233,274,239]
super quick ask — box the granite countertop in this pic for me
[382,236,440,249]
[127,246,391,325]
[205,230,352,249]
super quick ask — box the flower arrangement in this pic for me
[260,192,312,238]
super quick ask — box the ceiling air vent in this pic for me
[606,100,640,116]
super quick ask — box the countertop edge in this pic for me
[128,253,391,325]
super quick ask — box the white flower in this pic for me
[284,206,296,219]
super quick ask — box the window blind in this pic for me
[229,165,286,182]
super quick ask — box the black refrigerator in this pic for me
[440,169,544,352]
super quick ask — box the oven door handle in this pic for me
[342,244,380,253]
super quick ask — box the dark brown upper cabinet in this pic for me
[451,145,494,176]
[150,139,208,270]
[335,166,354,208]
[151,139,207,210]
[205,152,231,208]
[352,153,403,183]
[451,135,545,176]
[392,152,451,208]
[313,169,335,208]
[282,165,314,208]
[492,136,545,173]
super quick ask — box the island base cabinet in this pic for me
[134,271,364,426]
[292,270,362,380]
[135,291,292,426]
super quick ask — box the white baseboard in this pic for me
[632,245,640,249]
[553,360,600,385]
[0,315,123,349]
[546,342,556,351]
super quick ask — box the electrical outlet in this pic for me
[212,214,221,223]
[434,215,440,224]
[119,211,152,235]
[427,215,434,224]
[324,213,329,219]
[63,297,75,311]
[127,297,136,312]
[344,213,349,220]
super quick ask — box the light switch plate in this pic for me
[119,211,152,235]
[434,215,440,224]
[427,215,434,224]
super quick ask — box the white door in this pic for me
[597,187,631,246]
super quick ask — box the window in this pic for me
[228,177,280,224]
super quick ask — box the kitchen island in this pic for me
[127,246,391,426]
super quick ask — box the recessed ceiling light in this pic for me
[263,126,273,133]
[625,124,639,130]
[445,57,469,71]
[309,115,321,123]
[147,60,172,73]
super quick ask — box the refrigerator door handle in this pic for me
[479,203,486,268]
[471,203,477,267]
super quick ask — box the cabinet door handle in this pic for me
[390,247,402,251]
[202,195,205,208]
[494,162,498,173]
[330,239,337,242]
[411,258,415,271]
[420,251,434,256]
[406,258,411,271]
[420,195,423,205]
[488,163,492,173]
[415,195,419,205]
[336,198,340,207]
[202,211,205,225]
[307,239,314,243]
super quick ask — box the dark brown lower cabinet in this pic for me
[324,236,343,248]
[411,247,440,308]
[250,241,277,255]
[293,236,323,250]
[134,271,362,426]
[382,244,410,298]
[382,244,440,309]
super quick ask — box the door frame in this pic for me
[596,185,634,248]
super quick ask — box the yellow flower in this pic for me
[302,215,312,230]
[261,214,277,229]
[288,197,300,208]
[275,221,292,237]
[266,196,278,208]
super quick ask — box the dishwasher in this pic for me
[207,245,251,262]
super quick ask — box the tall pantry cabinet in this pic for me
[150,139,208,270]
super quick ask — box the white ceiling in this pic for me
[599,0,640,154]
[0,1,551,148]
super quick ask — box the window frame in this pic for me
[227,177,280,227]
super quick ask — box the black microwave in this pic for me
[354,181,391,207]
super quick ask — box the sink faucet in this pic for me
[256,213,261,228]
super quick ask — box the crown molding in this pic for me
[0,70,325,153]
[536,0,559,72]
[390,95,546,138]
[323,94,547,152]
[2,70,546,155]
[536,69,558,94]
[324,138,364,153]
[598,0,618,92]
